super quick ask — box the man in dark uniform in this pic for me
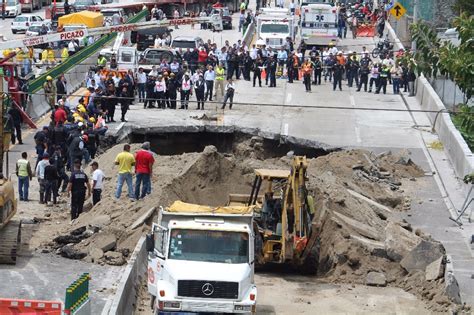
[67,160,91,221]
[7,105,23,144]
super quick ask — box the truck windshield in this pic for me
[261,24,289,34]
[169,229,249,264]
[171,40,196,49]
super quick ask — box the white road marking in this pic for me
[350,94,356,107]
[286,93,292,104]
[355,126,362,143]
[350,94,361,143]
[115,122,125,130]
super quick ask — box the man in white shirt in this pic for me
[180,74,192,109]
[149,66,159,78]
[35,153,50,204]
[154,75,167,109]
[249,44,258,60]
[154,35,163,48]
[203,65,215,101]
[68,41,77,56]
[137,67,147,103]
[91,161,105,205]
[289,0,296,15]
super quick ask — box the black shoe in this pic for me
[356,89,360,92]
[111,119,116,122]
[18,142,23,144]
[197,107,200,110]
[121,118,127,122]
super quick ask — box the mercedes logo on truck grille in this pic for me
[201,283,214,296]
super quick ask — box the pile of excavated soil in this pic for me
[34,138,468,313]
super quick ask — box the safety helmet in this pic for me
[46,76,53,81]
[89,117,96,123]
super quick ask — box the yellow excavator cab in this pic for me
[0,178,21,264]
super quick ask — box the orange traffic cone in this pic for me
[261,68,266,80]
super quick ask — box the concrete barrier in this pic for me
[416,75,474,179]
[386,22,404,50]
[242,20,255,46]
[102,236,147,315]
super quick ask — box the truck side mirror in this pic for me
[146,234,154,252]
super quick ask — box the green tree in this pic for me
[410,13,474,150]
[410,13,473,101]
[454,0,474,16]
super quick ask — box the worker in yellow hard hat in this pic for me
[47,47,55,65]
[43,76,56,109]
[89,117,96,123]
[61,45,69,62]
[41,49,48,65]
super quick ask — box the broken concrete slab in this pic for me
[346,189,393,220]
[350,234,387,258]
[400,240,445,272]
[384,222,422,262]
[366,272,387,287]
[425,256,445,281]
[89,247,104,262]
[332,212,381,240]
[90,233,117,253]
[444,255,462,304]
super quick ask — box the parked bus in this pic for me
[300,3,338,47]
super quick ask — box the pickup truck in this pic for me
[138,48,182,73]
[146,201,257,314]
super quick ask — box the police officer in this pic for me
[67,160,91,221]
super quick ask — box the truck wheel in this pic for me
[12,30,17,34]
[300,238,320,275]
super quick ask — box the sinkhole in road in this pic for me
[129,130,333,158]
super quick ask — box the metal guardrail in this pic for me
[28,9,148,94]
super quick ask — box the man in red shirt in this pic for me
[134,141,155,200]
[54,102,67,126]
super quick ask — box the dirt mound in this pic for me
[34,141,467,312]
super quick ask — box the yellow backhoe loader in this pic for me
[0,90,21,264]
[229,156,320,274]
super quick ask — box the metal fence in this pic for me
[429,77,473,108]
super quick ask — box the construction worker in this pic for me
[41,49,48,66]
[301,58,313,92]
[67,159,91,221]
[61,45,69,62]
[47,47,55,65]
[214,63,225,99]
[97,54,107,68]
[16,152,33,202]
[43,76,56,109]
[114,144,135,200]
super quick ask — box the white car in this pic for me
[25,24,52,36]
[4,0,21,17]
[11,14,49,34]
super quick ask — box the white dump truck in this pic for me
[146,201,257,314]
[257,10,296,49]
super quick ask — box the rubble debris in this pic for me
[89,233,117,253]
[400,240,445,272]
[104,251,126,266]
[384,222,422,262]
[425,256,445,281]
[366,272,387,287]
[58,245,87,260]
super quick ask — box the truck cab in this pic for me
[146,201,257,314]
[257,13,296,49]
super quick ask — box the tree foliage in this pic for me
[410,13,473,101]
[454,0,474,16]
